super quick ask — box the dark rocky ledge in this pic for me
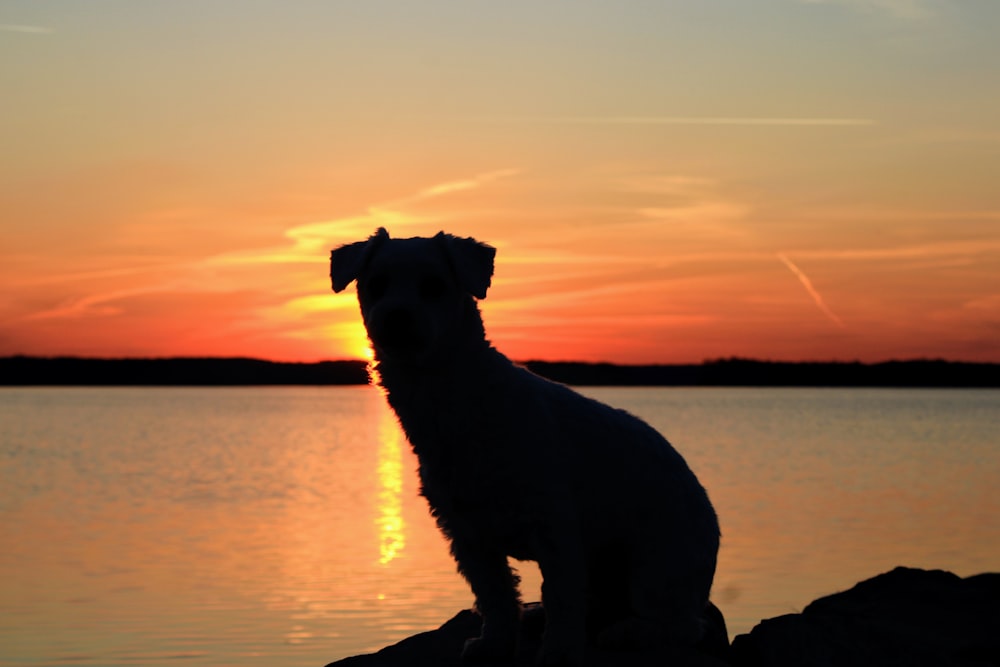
[326,567,999,667]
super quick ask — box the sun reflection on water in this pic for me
[375,406,406,566]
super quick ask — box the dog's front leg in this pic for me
[450,538,521,662]
[535,526,588,667]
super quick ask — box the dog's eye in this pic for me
[365,275,389,300]
[419,275,448,300]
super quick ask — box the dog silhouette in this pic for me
[331,228,720,665]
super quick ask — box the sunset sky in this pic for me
[2,0,998,364]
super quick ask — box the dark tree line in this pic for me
[2,355,997,387]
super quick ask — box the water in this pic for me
[1,386,997,665]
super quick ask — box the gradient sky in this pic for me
[2,0,998,363]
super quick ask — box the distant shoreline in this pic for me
[2,355,998,387]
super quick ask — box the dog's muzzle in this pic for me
[367,307,428,361]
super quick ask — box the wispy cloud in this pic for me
[796,0,931,20]
[638,202,749,224]
[206,168,519,269]
[0,24,54,34]
[16,169,521,325]
[478,116,876,127]
[413,169,519,200]
[786,237,1000,263]
[776,253,847,329]
[616,175,717,195]
[23,285,172,321]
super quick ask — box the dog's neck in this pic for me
[374,346,508,467]
[370,298,505,421]
[373,339,498,382]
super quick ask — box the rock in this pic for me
[729,566,1000,667]
[328,607,481,666]
[326,601,730,666]
[327,567,1000,667]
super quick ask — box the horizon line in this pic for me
[1,354,995,366]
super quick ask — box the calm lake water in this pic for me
[1,386,998,666]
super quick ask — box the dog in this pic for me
[330,228,720,665]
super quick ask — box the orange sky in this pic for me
[2,1,999,363]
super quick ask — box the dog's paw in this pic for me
[461,634,517,663]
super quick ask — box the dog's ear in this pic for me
[436,232,496,300]
[330,227,390,293]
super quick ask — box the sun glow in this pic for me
[349,321,375,362]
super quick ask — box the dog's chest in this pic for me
[386,380,545,554]
[421,452,543,560]
[405,406,519,504]
[383,362,561,559]
[416,427,542,555]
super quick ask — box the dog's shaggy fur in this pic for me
[331,228,720,665]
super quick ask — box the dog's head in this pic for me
[330,227,496,364]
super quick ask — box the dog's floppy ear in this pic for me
[436,232,496,300]
[330,227,390,293]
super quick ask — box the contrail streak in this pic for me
[776,253,847,329]
[0,24,54,34]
